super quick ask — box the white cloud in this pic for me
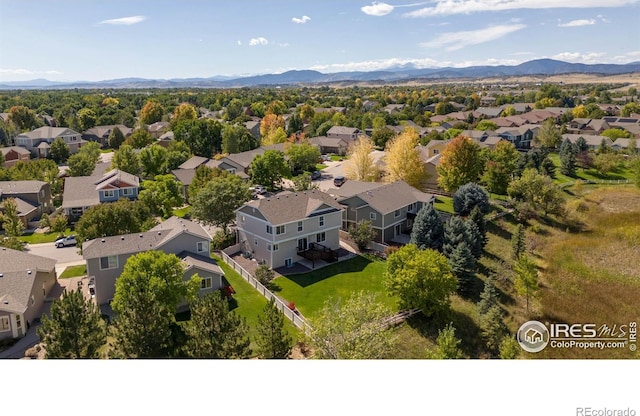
[309,56,526,72]
[99,15,147,25]
[420,24,526,51]
[249,37,269,46]
[292,15,311,24]
[361,2,395,16]
[0,68,61,75]
[558,19,596,27]
[404,0,640,18]
[551,51,607,63]
[237,40,242,46]
[597,14,612,23]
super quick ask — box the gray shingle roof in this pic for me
[61,176,101,209]
[325,180,384,198]
[241,190,342,225]
[0,180,47,195]
[327,126,359,135]
[0,248,56,313]
[0,146,31,157]
[178,156,209,170]
[171,168,196,186]
[179,252,224,276]
[82,217,211,259]
[339,180,435,215]
[0,197,38,216]
[18,126,80,139]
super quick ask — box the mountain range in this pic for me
[2,59,639,90]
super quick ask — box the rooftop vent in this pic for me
[27,270,32,275]
[158,231,162,235]
[0,273,3,277]
[121,236,125,240]
[139,234,143,238]
[3,300,8,305]
[101,239,105,243]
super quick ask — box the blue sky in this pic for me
[1,0,639,82]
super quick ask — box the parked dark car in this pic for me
[333,175,346,187]
[311,171,321,180]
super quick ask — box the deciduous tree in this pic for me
[437,135,484,192]
[139,144,168,178]
[111,144,141,175]
[383,128,427,188]
[38,289,107,359]
[139,100,164,125]
[286,142,321,174]
[249,150,290,190]
[173,118,223,157]
[348,220,376,251]
[507,168,566,217]
[344,135,379,182]
[308,291,396,359]
[384,244,457,316]
[139,174,184,219]
[190,174,251,232]
[514,255,539,315]
[427,323,463,359]
[111,251,200,358]
[534,118,562,149]
[0,198,24,237]
[49,137,70,164]
[481,140,521,195]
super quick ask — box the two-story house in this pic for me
[0,248,57,340]
[562,134,614,150]
[82,216,221,306]
[567,118,611,136]
[235,190,344,269]
[61,169,140,219]
[495,126,535,149]
[326,126,361,143]
[0,180,53,225]
[333,180,436,245]
[15,126,87,158]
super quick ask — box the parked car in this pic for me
[311,171,321,180]
[321,154,330,162]
[250,185,267,196]
[55,235,77,248]
[333,175,346,187]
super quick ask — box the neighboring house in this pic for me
[235,190,344,269]
[83,125,133,148]
[326,126,360,142]
[61,169,140,219]
[82,216,221,306]
[0,248,57,340]
[496,126,535,149]
[335,180,436,245]
[567,118,611,135]
[309,136,348,155]
[423,154,441,189]
[147,121,170,139]
[15,126,86,158]
[562,134,614,150]
[0,146,31,168]
[474,107,503,118]
[0,180,53,225]
[419,140,450,159]
[384,104,405,114]
[244,120,261,140]
[612,138,638,152]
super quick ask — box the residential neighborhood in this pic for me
[1,75,639,366]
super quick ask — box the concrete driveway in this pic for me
[25,242,85,276]
[316,151,386,191]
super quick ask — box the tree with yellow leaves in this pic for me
[344,135,379,182]
[383,128,427,188]
[260,113,286,145]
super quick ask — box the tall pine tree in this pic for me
[559,138,577,177]
[409,203,444,251]
[447,241,476,294]
[255,298,292,359]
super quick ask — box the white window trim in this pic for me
[122,188,134,196]
[297,221,303,232]
[200,277,212,290]
[394,209,400,217]
[316,232,326,243]
[0,316,10,332]
[319,216,325,227]
[196,241,208,253]
[102,189,115,198]
[276,225,285,235]
[266,225,273,234]
[370,212,377,220]
[99,255,118,270]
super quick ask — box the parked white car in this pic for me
[55,235,77,248]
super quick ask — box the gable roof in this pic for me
[239,190,342,225]
[0,146,31,157]
[17,126,80,140]
[0,248,56,313]
[338,180,435,215]
[0,180,47,195]
[0,197,38,216]
[82,216,211,259]
[562,134,613,147]
[83,125,132,139]
[94,169,140,190]
[179,252,224,276]
[309,136,348,148]
[178,156,209,170]
[327,126,359,136]
[325,180,385,198]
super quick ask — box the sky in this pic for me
[0,0,639,82]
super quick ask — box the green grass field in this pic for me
[548,152,634,184]
[19,228,74,244]
[433,196,454,214]
[59,264,87,279]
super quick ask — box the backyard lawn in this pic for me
[271,255,398,319]
[59,264,87,279]
[19,228,74,244]
[433,196,454,214]
[548,152,634,184]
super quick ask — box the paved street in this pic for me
[25,242,84,276]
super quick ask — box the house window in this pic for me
[272,244,278,251]
[254,238,258,246]
[394,209,400,217]
[297,221,303,232]
[284,258,293,268]
[266,225,273,234]
[201,277,212,290]
[99,255,118,270]
[196,241,208,253]
[316,232,326,243]
[226,168,236,174]
[240,215,245,223]
[15,315,21,329]
[267,243,279,251]
[319,216,325,227]
[122,188,133,196]
[102,190,115,198]
[370,212,377,220]
[276,225,285,235]
[0,316,10,332]
[433,149,439,154]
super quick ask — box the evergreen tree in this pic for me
[453,182,490,216]
[185,291,252,359]
[254,264,275,286]
[480,305,508,353]
[559,138,577,177]
[511,224,526,260]
[477,276,499,316]
[574,136,589,153]
[447,241,475,294]
[464,218,483,259]
[37,289,107,358]
[499,336,521,359]
[514,255,539,315]
[255,299,292,359]
[469,206,487,249]
[443,216,468,259]
[108,126,126,149]
[427,323,463,359]
[409,203,444,251]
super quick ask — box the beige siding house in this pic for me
[236,190,344,269]
[0,248,57,340]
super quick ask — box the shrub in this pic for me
[211,229,235,250]
[254,264,275,286]
[453,183,490,216]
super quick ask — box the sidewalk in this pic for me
[0,323,40,359]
